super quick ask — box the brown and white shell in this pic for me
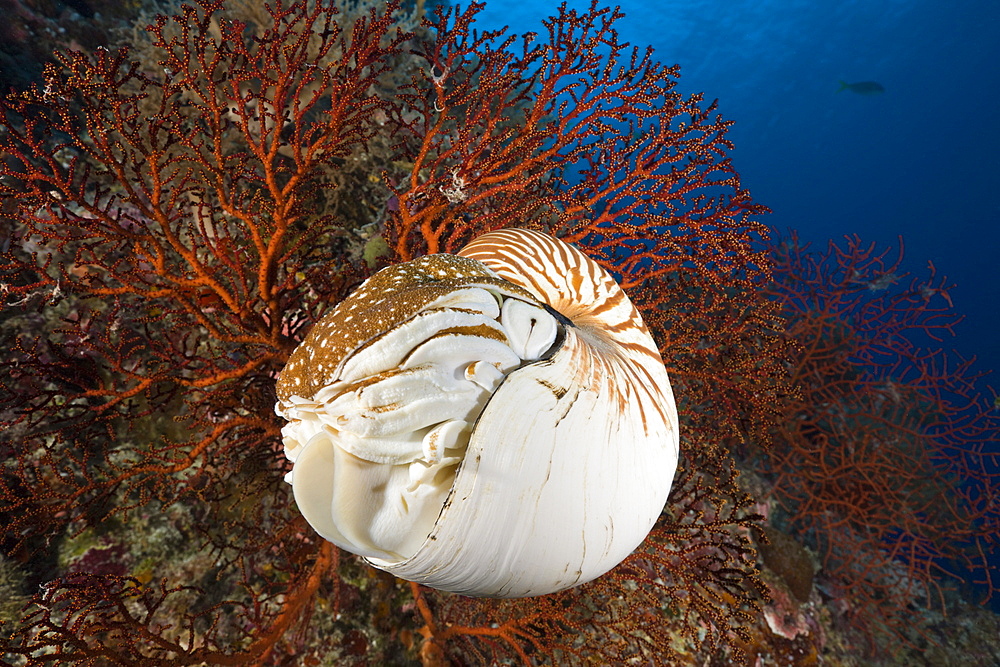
[275,229,678,597]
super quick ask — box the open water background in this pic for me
[474,0,1000,385]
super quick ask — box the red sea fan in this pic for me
[762,232,1000,650]
[0,0,779,664]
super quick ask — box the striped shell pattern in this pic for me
[275,229,679,597]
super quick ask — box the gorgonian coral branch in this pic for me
[387,0,768,288]
[0,0,779,663]
[761,232,1000,647]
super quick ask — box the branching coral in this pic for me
[0,0,781,663]
[760,232,1000,651]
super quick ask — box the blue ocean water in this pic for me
[474,0,1000,385]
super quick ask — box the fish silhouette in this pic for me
[838,80,885,95]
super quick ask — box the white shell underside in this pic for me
[368,323,676,597]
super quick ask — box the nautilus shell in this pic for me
[275,229,678,597]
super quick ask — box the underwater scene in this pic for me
[1,0,997,665]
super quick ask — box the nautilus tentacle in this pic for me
[275,229,678,597]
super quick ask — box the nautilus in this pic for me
[275,229,679,597]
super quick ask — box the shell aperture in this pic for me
[275,229,679,597]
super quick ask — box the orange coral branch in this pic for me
[760,232,1000,647]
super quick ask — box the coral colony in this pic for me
[1,0,997,664]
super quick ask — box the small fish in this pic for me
[838,80,885,95]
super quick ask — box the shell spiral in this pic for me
[458,228,676,435]
[275,229,678,598]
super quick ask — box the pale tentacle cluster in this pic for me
[277,269,560,560]
[275,229,679,597]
